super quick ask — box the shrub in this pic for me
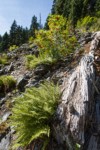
[9,45,18,51]
[35,15,77,59]
[0,75,16,93]
[26,15,78,69]
[10,81,60,149]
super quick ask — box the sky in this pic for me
[0,0,53,35]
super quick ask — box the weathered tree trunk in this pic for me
[52,32,100,150]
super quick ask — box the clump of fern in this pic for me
[10,81,60,149]
[76,15,100,32]
[0,75,16,93]
[25,53,56,69]
[0,54,8,65]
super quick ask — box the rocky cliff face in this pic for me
[49,31,100,150]
[0,31,100,150]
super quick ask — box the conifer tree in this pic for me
[9,20,18,45]
[1,32,9,51]
[94,0,100,12]
[44,15,50,30]
[0,35,2,51]
[51,0,99,26]
[29,15,39,37]
[51,0,56,14]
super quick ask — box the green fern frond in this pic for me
[10,81,60,149]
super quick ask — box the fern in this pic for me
[25,53,56,69]
[10,81,60,149]
[76,15,100,32]
[0,54,8,65]
[0,75,16,93]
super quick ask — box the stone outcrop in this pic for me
[51,32,100,150]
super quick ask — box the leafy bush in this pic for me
[76,16,100,32]
[26,15,78,69]
[0,54,8,65]
[9,45,18,51]
[10,81,60,149]
[0,75,16,93]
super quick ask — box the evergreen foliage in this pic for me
[0,20,29,51]
[10,20,18,45]
[9,21,29,46]
[0,15,39,51]
[29,15,39,37]
[1,32,9,51]
[51,0,100,25]
[51,0,56,14]
[94,0,100,12]
[44,15,50,30]
[10,81,60,149]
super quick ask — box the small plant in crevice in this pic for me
[0,75,16,94]
[10,81,60,149]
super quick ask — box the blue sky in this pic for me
[0,0,53,35]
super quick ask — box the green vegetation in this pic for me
[26,15,78,69]
[26,53,56,69]
[76,15,100,32]
[0,54,8,65]
[0,15,41,52]
[51,0,100,26]
[9,45,18,51]
[29,15,39,37]
[0,75,16,93]
[28,36,34,44]
[75,143,81,150]
[10,81,60,149]
[0,1,99,149]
